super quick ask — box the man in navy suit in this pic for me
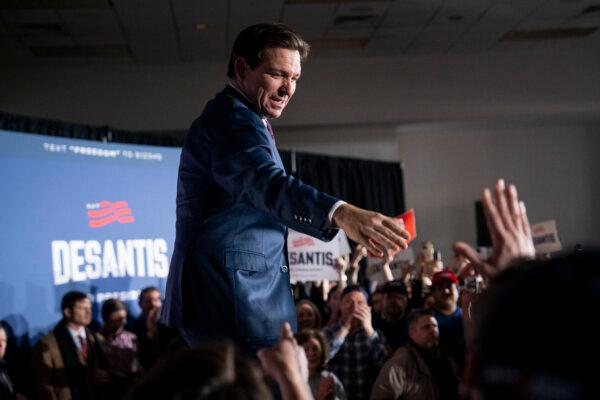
[161,23,410,352]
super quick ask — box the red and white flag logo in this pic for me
[87,200,135,228]
[292,237,315,248]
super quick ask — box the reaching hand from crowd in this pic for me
[381,259,395,283]
[333,204,410,258]
[334,255,349,274]
[257,322,314,400]
[453,179,535,279]
[333,255,348,286]
[350,244,368,267]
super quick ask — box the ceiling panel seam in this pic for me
[107,0,133,59]
[403,0,446,54]
[168,0,183,62]
[487,0,550,50]
[446,1,496,53]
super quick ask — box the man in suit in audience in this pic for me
[31,291,111,400]
[161,23,410,352]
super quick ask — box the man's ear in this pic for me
[63,308,72,320]
[234,57,248,80]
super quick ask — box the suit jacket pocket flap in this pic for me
[225,250,268,272]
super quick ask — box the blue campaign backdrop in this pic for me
[0,130,180,343]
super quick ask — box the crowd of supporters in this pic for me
[290,240,474,400]
[1,253,473,400]
[1,180,598,400]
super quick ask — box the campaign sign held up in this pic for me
[532,219,562,254]
[288,229,351,282]
[366,247,415,284]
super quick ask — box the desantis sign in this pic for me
[532,219,562,254]
[51,200,169,287]
[0,130,179,338]
[288,229,351,282]
[366,247,416,284]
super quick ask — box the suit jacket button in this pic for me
[281,265,288,273]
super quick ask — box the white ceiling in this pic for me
[0,0,598,65]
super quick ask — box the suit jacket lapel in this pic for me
[219,85,285,171]
[54,321,83,368]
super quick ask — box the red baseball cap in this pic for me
[432,270,459,286]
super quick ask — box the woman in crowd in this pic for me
[100,298,140,396]
[296,299,322,330]
[0,324,27,400]
[296,328,346,400]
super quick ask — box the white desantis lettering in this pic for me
[289,251,334,265]
[50,239,169,285]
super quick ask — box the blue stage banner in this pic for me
[0,130,180,342]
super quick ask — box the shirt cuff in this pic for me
[328,200,347,224]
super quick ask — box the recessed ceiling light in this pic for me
[195,23,207,31]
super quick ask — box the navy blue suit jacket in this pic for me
[161,85,340,347]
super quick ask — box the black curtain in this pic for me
[281,151,405,216]
[0,112,182,147]
[1,112,404,214]
[0,111,109,140]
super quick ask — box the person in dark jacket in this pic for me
[31,291,112,400]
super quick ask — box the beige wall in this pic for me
[277,117,600,258]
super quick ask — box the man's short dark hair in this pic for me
[341,284,369,301]
[101,298,127,320]
[382,280,408,296]
[227,23,309,79]
[139,286,160,303]
[61,291,89,311]
[407,308,435,329]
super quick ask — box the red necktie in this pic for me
[79,336,88,361]
[265,120,275,141]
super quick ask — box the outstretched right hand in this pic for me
[332,203,410,258]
